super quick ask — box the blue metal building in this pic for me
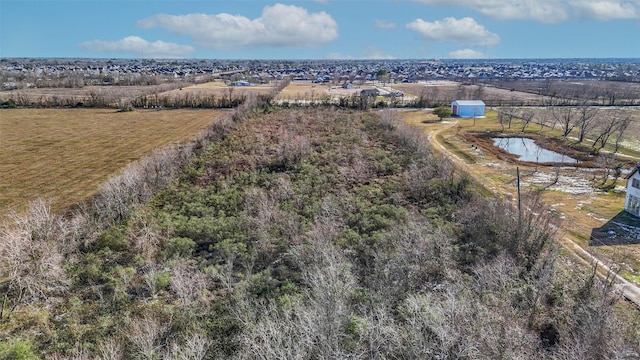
[451,100,485,118]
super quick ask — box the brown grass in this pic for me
[276,81,377,101]
[0,108,225,216]
[157,80,275,99]
[391,81,548,105]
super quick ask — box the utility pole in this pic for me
[517,166,522,225]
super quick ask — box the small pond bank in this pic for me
[492,137,578,163]
[464,132,597,167]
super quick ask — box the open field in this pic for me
[0,108,225,216]
[157,80,276,99]
[276,80,378,101]
[391,81,550,106]
[400,108,640,285]
[488,80,640,105]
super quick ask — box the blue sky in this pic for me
[1,0,639,59]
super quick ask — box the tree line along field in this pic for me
[0,108,225,216]
[1,105,638,358]
[0,79,278,109]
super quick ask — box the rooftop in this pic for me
[452,100,485,105]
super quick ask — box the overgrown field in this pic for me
[2,107,638,359]
[0,108,225,215]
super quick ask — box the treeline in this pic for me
[2,79,289,111]
[494,105,633,159]
[484,79,640,107]
[1,105,639,358]
[130,92,247,109]
[0,70,195,90]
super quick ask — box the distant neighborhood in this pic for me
[1,58,639,90]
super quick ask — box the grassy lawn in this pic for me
[0,108,225,216]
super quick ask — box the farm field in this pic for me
[276,80,375,101]
[490,80,640,105]
[157,80,276,99]
[391,81,550,106]
[0,108,225,216]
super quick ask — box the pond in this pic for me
[492,137,578,163]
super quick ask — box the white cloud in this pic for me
[375,19,396,29]
[414,0,569,23]
[79,36,195,58]
[570,0,639,20]
[406,17,500,47]
[137,3,338,49]
[449,49,488,59]
[415,0,640,22]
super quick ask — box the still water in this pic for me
[492,137,578,163]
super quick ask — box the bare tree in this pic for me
[126,314,170,360]
[575,101,599,143]
[165,331,211,360]
[97,338,123,360]
[0,199,69,315]
[498,107,517,130]
[519,109,535,132]
[551,106,577,138]
[611,116,631,154]
[591,115,620,152]
[597,154,616,186]
[170,261,209,307]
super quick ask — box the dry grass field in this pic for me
[494,80,640,105]
[391,81,549,105]
[277,80,376,101]
[0,108,225,216]
[157,80,276,99]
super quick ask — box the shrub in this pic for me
[0,339,39,360]
[0,99,17,108]
[163,237,197,259]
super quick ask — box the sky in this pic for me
[1,0,639,60]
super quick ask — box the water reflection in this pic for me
[492,137,578,163]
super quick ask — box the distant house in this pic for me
[625,165,640,218]
[231,80,249,86]
[360,89,379,97]
[451,100,485,118]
